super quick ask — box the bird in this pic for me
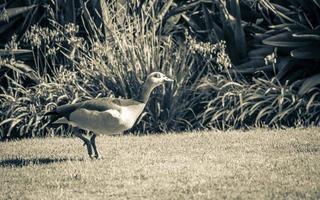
[45,72,173,159]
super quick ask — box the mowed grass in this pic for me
[0,128,319,199]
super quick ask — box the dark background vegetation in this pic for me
[0,0,319,140]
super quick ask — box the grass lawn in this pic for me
[0,128,319,199]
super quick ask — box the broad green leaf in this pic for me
[164,0,207,21]
[291,45,320,59]
[263,32,311,47]
[306,92,320,112]
[0,17,19,34]
[236,59,265,69]
[228,0,247,59]
[202,4,219,42]
[62,0,76,23]
[252,32,277,43]
[0,49,32,56]
[298,74,320,96]
[275,57,292,80]
[181,14,201,33]
[233,65,274,75]
[269,24,302,32]
[292,32,320,41]
[0,5,37,22]
[248,47,273,58]
[313,0,320,8]
[272,3,291,13]
[0,3,5,10]
[211,21,224,40]
[260,1,307,29]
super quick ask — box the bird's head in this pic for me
[145,72,174,88]
[138,72,174,103]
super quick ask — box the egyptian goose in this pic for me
[45,72,173,159]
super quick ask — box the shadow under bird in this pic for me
[45,72,173,159]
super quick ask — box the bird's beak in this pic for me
[164,77,174,82]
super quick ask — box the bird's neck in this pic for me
[137,82,156,103]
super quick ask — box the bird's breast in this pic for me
[119,104,145,129]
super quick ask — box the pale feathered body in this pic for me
[55,99,145,134]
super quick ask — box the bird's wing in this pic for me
[68,108,123,133]
[52,97,143,120]
[106,98,143,107]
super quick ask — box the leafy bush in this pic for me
[0,69,88,139]
[0,1,229,139]
[199,74,320,130]
[1,0,320,140]
[0,0,105,88]
[164,0,320,92]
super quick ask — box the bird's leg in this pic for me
[90,133,100,159]
[73,128,93,158]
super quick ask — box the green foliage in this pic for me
[259,1,320,78]
[199,74,320,130]
[0,0,104,87]
[166,0,320,91]
[1,0,320,139]
[0,0,229,139]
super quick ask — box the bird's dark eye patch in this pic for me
[154,73,161,78]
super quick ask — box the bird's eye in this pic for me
[155,73,161,78]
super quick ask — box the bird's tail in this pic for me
[43,109,61,126]
[44,110,57,116]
